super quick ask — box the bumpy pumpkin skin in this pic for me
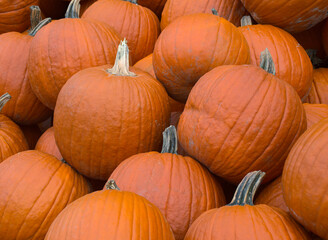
[306,68,328,104]
[28,18,121,110]
[161,0,246,29]
[0,0,39,34]
[45,190,175,240]
[35,127,62,160]
[240,0,328,33]
[303,103,328,129]
[283,118,328,239]
[0,150,90,240]
[0,33,52,125]
[109,152,226,240]
[82,0,160,64]
[153,14,250,102]
[255,176,289,213]
[239,24,313,100]
[178,65,306,184]
[54,66,170,180]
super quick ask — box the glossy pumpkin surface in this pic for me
[35,127,62,160]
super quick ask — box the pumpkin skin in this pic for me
[161,0,246,30]
[138,0,167,18]
[28,16,121,110]
[153,14,250,102]
[0,32,52,125]
[0,0,39,34]
[255,176,289,213]
[21,124,42,149]
[303,103,328,129]
[35,127,62,160]
[45,189,175,240]
[306,68,328,104]
[282,118,328,239]
[0,150,90,240]
[240,0,328,33]
[82,0,160,64]
[178,65,306,184]
[239,24,313,100]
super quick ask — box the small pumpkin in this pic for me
[21,124,42,149]
[306,68,328,104]
[35,126,62,160]
[28,0,121,109]
[303,103,328,129]
[0,150,90,240]
[178,49,306,184]
[282,118,328,239]
[45,182,175,239]
[185,171,310,239]
[153,13,250,102]
[82,0,160,64]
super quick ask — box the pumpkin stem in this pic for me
[65,0,80,18]
[123,0,138,4]
[0,93,11,112]
[161,125,178,154]
[212,8,218,16]
[105,179,120,190]
[29,18,51,37]
[28,6,42,34]
[260,48,276,75]
[106,39,136,77]
[228,171,265,206]
[240,16,252,27]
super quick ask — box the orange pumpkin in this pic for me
[109,126,226,240]
[20,124,42,149]
[306,68,328,104]
[161,0,246,30]
[178,50,306,184]
[45,184,175,239]
[28,0,121,110]
[283,118,328,239]
[0,93,29,163]
[0,150,90,240]
[239,16,313,100]
[303,103,328,129]
[185,171,310,239]
[35,127,62,160]
[153,13,250,102]
[138,0,166,18]
[54,40,170,180]
[82,0,160,64]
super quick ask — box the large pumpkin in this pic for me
[82,0,160,64]
[303,103,328,129]
[282,118,328,239]
[160,0,246,30]
[178,50,306,184]
[28,0,121,109]
[45,185,175,239]
[239,16,313,100]
[54,40,170,180]
[153,13,250,102]
[35,126,62,160]
[0,93,29,163]
[0,150,90,240]
[109,126,226,240]
[240,0,328,33]
[185,171,310,239]
[306,68,328,104]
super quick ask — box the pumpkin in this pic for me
[303,103,328,129]
[153,13,250,102]
[80,0,97,14]
[177,49,306,184]
[0,150,90,240]
[0,15,52,125]
[28,0,121,110]
[109,126,226,240]
[323,19,328,56]
[0,0,39,34]
[239,16,313,100]
[240,0,328,33]
[255,176,289,213]
[282,118,328,239]
[0,93,29,163]
[160,0,246,30]
[137,0,166,18]
[45,182,175,239]
[185,171,310,239]
[35,126,62,160]
[306,68,328,104]
[54,40,170,180]
[21,124,42,149]
[82,0,160,64]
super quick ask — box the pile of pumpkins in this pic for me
[0,0,327,239]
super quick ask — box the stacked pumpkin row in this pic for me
[0,0,328,239]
